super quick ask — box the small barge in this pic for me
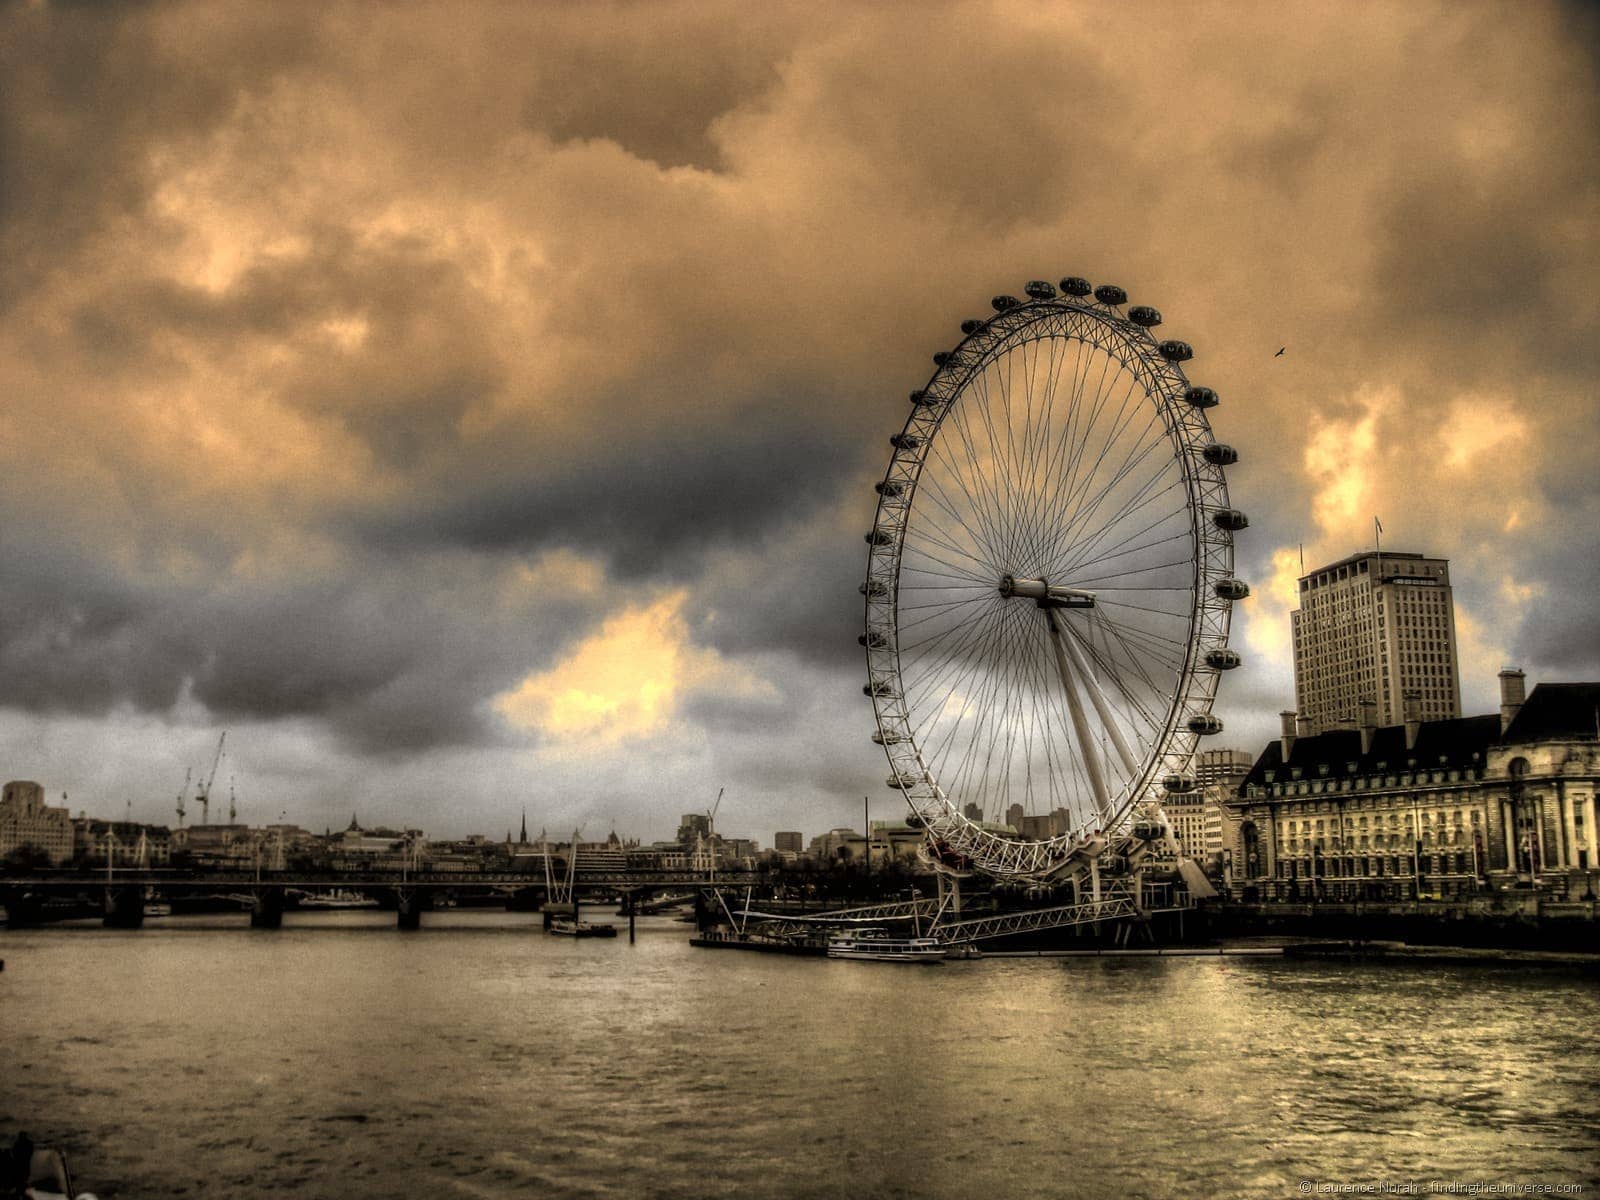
[547,917,618,938]
[690,929,827,956]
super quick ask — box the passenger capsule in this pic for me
[1184,387,1219,409]
[1212,508,1250,532]
[1162,774,1198,794]
[1201,443,1237,466]
[871,730,907,745]
[1128,306,1162,327]
[863,680,896,698]
[1215,578,1251,601]
[991,295,1021,313]
[890,433,922,450]
[1132,820,1165,841]
[859,631,888,649]
[1093,284,1128,306]
[1205,648,1242,670]
[1158,340,1193,362]
[865,529,893,546]
[875,480,904,497]
[1059,276,1093,297]
[960,319,985,335]
[1187,713,1225,735]
[904,811,926,829]
[910,389,941,408]
[1024,280,1057,300]
[933,350,968,367]
[860,580,887,598]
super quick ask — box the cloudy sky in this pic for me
[2,1,1595,843]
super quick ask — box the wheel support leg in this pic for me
[1043,606,1113,825]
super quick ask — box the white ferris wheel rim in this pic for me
[862,281,1242,882]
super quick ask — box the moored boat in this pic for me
[547,917,618,938]
[299,889,380,909]
[826,928,945,963]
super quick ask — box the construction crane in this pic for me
[194,731,226,826]
[702,787,725,883]
[175,767,192,829]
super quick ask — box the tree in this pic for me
[1,843,55,872]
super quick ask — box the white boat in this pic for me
[299,889,380,909]
[142,901,172,918]
[826,928,945,963]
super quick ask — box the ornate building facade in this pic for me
[1227,675,1598,901]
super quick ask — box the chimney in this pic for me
[1280,711,1298,758]
[1403,690,1422,751]
[1296,715,1313,738]
[1499,668,1526,734]
[1358,697,1378,756]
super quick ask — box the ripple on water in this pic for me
[2,922,1598,1198]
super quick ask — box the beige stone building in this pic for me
[0,780,75,864]
[1227,674,1598,901]
[1291,551,1461,733]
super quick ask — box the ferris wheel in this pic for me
[861,277,1247,883]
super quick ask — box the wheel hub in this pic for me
[997,575,1097,608]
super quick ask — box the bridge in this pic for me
[0,866,764,930]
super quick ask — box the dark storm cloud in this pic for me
[369,392,873,581]
[0,4,318,306]
[0,526,603,755]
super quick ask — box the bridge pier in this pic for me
[396,889,424,930]
[249,889,284,929]
[0,888,44,928]
[102,885,144,929]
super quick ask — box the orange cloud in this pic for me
[493,589,775,744]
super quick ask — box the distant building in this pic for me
[1291,550,1461,734]
[1194,749,1253,792]
[676,813,710,845]
[0,781,74,864]
[808,827,866,864]
[72,818,173,867]
[773,831,803,855]
[1229,673,1599,901]
[1162,792,1207,859]
[868,820,924,865]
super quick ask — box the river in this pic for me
[2,910,1596,1198]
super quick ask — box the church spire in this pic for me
[519,807,528,844]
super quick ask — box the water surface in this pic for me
[3,911,1596,1198]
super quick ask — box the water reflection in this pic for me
[1,912,1595,1199]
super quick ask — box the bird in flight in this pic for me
[1274,347,1286,357]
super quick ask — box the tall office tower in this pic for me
[1291,550,1462,734]
[1194,749,1254,793]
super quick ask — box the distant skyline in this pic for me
[1,2,1596,842]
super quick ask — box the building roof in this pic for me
[1502,682,1600,742]
[1301,549,1429,580]
[1238,682,1598,794]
